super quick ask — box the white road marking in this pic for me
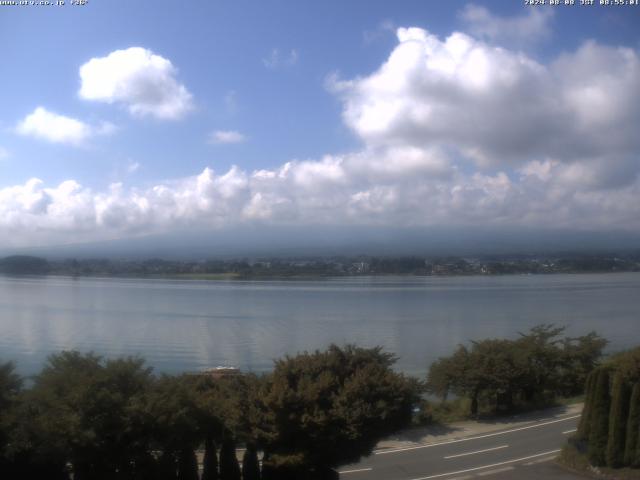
[375,415,580,455]
[444,445,508,459]
[338,467,373,474]
[477,466,514,476]
[407,449,561,480]
[562,428,577,434]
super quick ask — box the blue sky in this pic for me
[1,0,639,248]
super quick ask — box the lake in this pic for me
[1,273,639,377]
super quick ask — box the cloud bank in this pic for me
[2,26,640,247]
[79,47,194,120]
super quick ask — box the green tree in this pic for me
[147,374,204,473]
[177,447,199,480]
[588,367,612,466]
[560,332,608,396]
[202,436,219,480]
[624,382,640,467]
[516,324,565,401]
[606,372,631,467]
[259,345,419,476]
[157,452,177,480]
[577,370,597,441]
[242,443,261,480]
[219,438,241,480]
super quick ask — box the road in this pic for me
[339,412,582,479]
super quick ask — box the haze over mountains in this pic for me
[4,226,640,260]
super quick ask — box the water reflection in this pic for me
[1,273,639,376]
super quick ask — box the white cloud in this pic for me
[460,3,554,45]
[15,107,114,146]
[0,147,9,160]
[331,27,640,187]
[79,47,194,120]
[2,144,640,248]
[2,18,640,247]
[262,48,299,69]
[208,130,246,144]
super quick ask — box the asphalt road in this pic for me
[338,413,581,480]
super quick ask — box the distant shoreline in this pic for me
[2,270,640,283]
[1,253,639,279]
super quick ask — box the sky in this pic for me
[1,0,639,250]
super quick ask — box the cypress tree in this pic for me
[242,444,261,480]
[219,438,241,480]
[577,370,596,441]
[157,452,178,480]
[606,373,630,467]
[202,436,219,480]
[588,368,612,466]
[177,448,199,480]
[625,383,640,467]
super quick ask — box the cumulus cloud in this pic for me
[2,155,640,247]
[208,130,246,144]
[15,107,115,146]
[2,21,640,247]
[331,27,640,187]
[460,3,554,45]
[79,47,194,120]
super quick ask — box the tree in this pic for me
[624,382,640,467]
[202,436,219,480]
[177,448,199,480]
[149,375,206,449]
[588,368,612,466]
[0,362,23,477]
[576,370,596,441]
[606,372,630,467]
[259,345,419,476]
[517,324,565,401]
[560,332,608,396]
[242,443,261,480]
[426,354,460,402]
[219,438,241,480]
[4,352,154,479]
[427,325,607,417]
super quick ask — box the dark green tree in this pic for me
[624,382,640,467]
[157,452,178,480]
[15,351,154,479]
[147,375,202,468]
[577,370,597,441]
[242,443,261,480]
[177,448,199,480]
[606,372,631,467]
[259,344,419,476]
[426,354,460,402]
[588,368,612,466]
[219,438,241,480]
[202,436,219,480]
[559,332,608,396]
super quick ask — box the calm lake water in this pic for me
[1,273,639,377]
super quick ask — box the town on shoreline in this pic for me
[1,252,639,279]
